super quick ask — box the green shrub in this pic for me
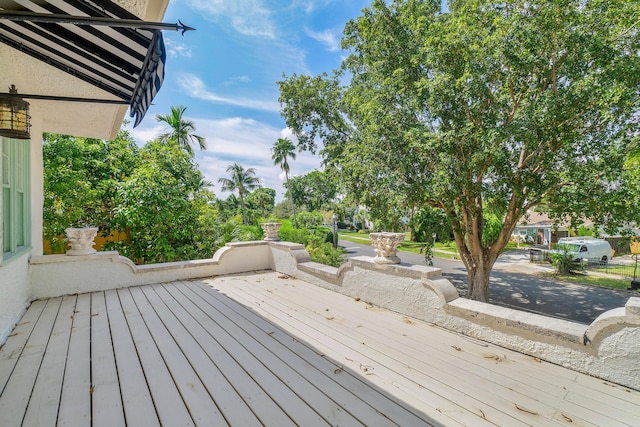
[296,211,324,228]
[279,227,312,245]
[549,248,582,274]
[306,234,346,267]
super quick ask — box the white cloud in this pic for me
[195,117,321,201]
[186,0,276,39]
[222,76,251,87]
[177,73,280,112]
[305,27,341,52]
[128,115,321,202]
[129,123,164,145]
[164,38,192,58]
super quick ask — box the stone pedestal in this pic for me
[370,232,405,264]
[261,222,282,241]
[65,227,98,255]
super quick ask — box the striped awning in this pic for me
[0,0,167,126]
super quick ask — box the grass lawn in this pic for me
[338,231,460,259]
[540,272,633,291]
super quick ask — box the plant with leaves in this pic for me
[285,170,337,212]
[43,130,140,251]
[278,0,640,301]
[156,105,206,156]
[246,187,276,218]
[111,141,207,263]
[272,137,298,227]
[549,246,583,275]
[218,162,262,225]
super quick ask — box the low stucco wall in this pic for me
[269,241,640,391]
[29,241,272,299]
[0,252,31,344]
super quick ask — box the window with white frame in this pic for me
[1,136,30,263]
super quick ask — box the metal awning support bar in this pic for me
[0,10,195,34]
[0,91,129,104]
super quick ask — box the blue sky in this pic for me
[129,0,376,202]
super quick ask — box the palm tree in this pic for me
[156,105,206,156]
[218,162,261,225]
[272,137,298,227]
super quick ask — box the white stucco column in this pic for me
[261,222,282,241]
[65,227,98,255]
[370,232,405,264]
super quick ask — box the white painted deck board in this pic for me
[182,280,420,427]
[207,273,639,427]
[154,283,295,426]
[115,288,194,426]
[57,293,91,427]
[212,276,534,426]
[103,290,160,427]
[89,292,125,427]
[128,285,228,426]
[0,299,46,398]
[1,271,639,426]
[224,283,562,426]
[180,280,429,427]
[0,297,62,426]
[168,282,331,426]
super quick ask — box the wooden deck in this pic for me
[0,272,638,426]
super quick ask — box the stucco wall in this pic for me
[269,241,640,391]
[0,252,31,344]
[29,241,273,299]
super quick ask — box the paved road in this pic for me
[340,239,635,324]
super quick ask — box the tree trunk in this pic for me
[466,261,493,302]
[286,173,297,228]
[239,192,248,225]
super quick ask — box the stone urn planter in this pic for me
[65,227,99,256]
[370,232,405,264]
[261,222,282,241]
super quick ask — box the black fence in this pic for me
[582,260,640,279]
[529,248,640,279]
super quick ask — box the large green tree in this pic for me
[279,0,640,301]
[246,187,276,218]
[286,170,338,212]
[272,137,298,227]
[218,163,262,225]
[156,105,207,156]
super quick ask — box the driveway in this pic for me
[340,240,635,324]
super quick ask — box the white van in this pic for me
[555,237,613,264]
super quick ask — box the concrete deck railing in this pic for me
[15,239,640,390]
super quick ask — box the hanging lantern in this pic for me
[0,85,31,139]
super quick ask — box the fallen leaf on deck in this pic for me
[515,404,538,415]
[277,274,291,279]
[402,318,415,325]
[482,353,504,362]
[325,316,335,320]
[477,409,487,420]
[354,297,361,301]
[451,345,462,351]
[561,413,573,422]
